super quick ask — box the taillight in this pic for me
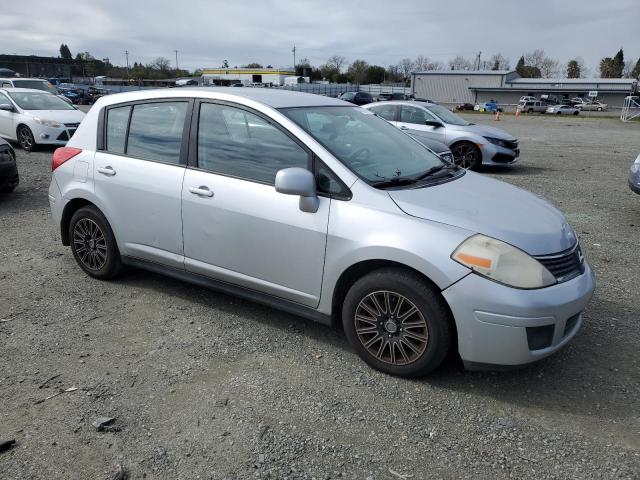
[52,147,82,171]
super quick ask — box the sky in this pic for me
[2,0,639,75]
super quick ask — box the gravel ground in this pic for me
[1,113,639,479]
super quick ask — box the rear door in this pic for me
[94,99,191,268]
[396,104,446,143]
[181,101,330,307]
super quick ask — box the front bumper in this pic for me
[31,123,78,145]
[629,175,640,195]
[442,262,596,367]
[480,143,520,166]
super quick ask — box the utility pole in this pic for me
[174,50,179,75]
[476,51,482,70]
[125,50,130,80]
[292,45,296,70]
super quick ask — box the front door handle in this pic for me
[400,126,409,130]
[189,186,214,197]
[97,166,116,176]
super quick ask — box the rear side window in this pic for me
[197,103,309,184]
[127,102,188,164]
[369,104,396,121]
[106,106,130,154]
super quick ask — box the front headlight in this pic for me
[483,136,507,148]
[631,154,640,173]
[34,118,62,128]
[452,234,556,289]
[439,152,454,164]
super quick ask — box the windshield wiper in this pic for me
[412,163,458,181]
[370,177,419,189]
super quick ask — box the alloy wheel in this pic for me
[451,143,478,169]
[18,128,34,150]
[354,290,428,366]
[73,218,108,271]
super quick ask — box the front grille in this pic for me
[64,122,80,128]
[57,131,69,141]
[492,152,516,163]
[536,244,584,283]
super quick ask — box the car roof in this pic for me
[96,87,350,109]
[0,78,49,82]
[364,100,436,108]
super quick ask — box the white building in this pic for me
[201,67,296,86]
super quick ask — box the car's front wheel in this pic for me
[342,269,453,377]
[17,125,36,151]
[69,206,122,279]
[451,142,481,170]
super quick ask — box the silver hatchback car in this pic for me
[363,100,520,170]
[48,88,595,377]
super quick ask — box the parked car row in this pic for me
[0,77,73,105]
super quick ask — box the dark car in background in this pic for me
[338,91,374,105]
[0,137,18,193]
[455,103,475,111]
[378,92,409,101]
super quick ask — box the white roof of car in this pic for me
[97,87,350,109]
[0,87,55,93]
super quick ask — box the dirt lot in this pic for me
[1,113,639,479]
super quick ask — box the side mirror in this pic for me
[275,167,319,213]
[0,103,15,112]
[425,120,443,128]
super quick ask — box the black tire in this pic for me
[342,268,453,377]
[17,125,36,152]
[573,110,579,115]
[527,108,533,114]
[451,141,482,170]
[556,111,562,115]
[69,206,122,279]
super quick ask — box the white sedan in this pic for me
[546,105,580,115]
[0,88,85,151]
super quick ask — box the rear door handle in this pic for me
[97,166,116,176]
[189,186,214,197]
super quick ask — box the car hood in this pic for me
[23,109,85,123]
[408,134,450,154]
[388,172,576,256]
[450,123,516,141]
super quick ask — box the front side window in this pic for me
[400,105,434,125]
[126,102,188,164]
[369,104,397,121]
[424,104,469,126]
[197,103,309,184]
[281,106,443,184]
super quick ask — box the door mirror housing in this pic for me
[0,103,15,112]
[425,120,443,128]
[275,167,319,213]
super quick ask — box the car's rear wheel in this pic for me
[556,111,562,115]
[69,206,122,279]
[342,269,453,377]
[17,126,36,151]
[573,110,579,115]
[451,142,481,170]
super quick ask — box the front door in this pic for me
[93,100,190,268]
[0,92,16,139]
[397,105,446,144]
[182,101,330,307]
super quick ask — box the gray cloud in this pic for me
[3,0,639,74]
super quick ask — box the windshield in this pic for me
[280,106,446,184]
[8,91,75,110]
[12,80,59,95]
[424,104,469,126]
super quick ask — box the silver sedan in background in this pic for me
[546,105,580,115]
[629,153,640,195]
[363,100,519,170]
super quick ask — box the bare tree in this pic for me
[414,55,430,72]
[489,53,510,70]
[448,55,473,71]
[327,55,346,73]
[347,59,369,84]
[523,49,559,78]
[153,57,171,72]
[398,58,415,79]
